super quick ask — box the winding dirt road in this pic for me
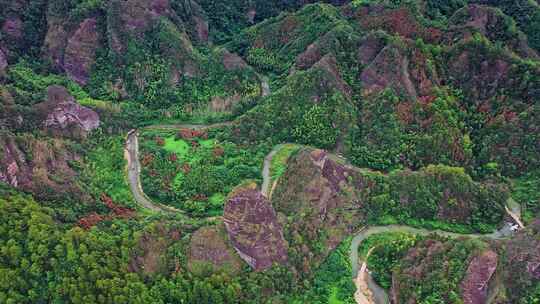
[123,75,524,303]
[261,144,284,198]
[124,77,273,213]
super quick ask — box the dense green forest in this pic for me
[0,0,539,303]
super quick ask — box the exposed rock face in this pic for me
[37,85,100,138]
[296,42,323,70]
[360,42,439,99]
[64,18,101,85]
[0,134,79,197]
[129,224,181,275]
[448,50,513,103]
[0,136,33,189]
[361,44,416,98]
[222,49,248,71]
[188,225,243,274]
[223,187,288,271]
[209,94,242,112]
[313,54,352,99]
[357,34,386,65]
[504,219,540,281]
[460,250,498,304]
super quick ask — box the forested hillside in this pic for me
[0,0,538,303]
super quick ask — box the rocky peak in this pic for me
[223,186,288,271]
[37,85,100,138]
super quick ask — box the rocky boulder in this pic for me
[460,250,498,304]
[188,225,243,274]
[223,185,288,271]
[222,49,248,71]
[36,85,100,138]
[63,18,101,85]
[1,17,23,41]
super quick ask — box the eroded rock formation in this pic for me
[461,250,498,304]
[36,85,100,138]
[64,18,101,85]
[223,186,288,271]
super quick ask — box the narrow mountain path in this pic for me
[354,247,377,304]
[261,144,284,198]
[506,198,525,228]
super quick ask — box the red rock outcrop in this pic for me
[35,85,100,138]
[63,18,101,85]
[357,33,386,65]
[42,17,69,70]
[460,250,498,304]
[193,15,209,43]
[43,15,101,84]
[223,187,288,271]
[354,6,442,43]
